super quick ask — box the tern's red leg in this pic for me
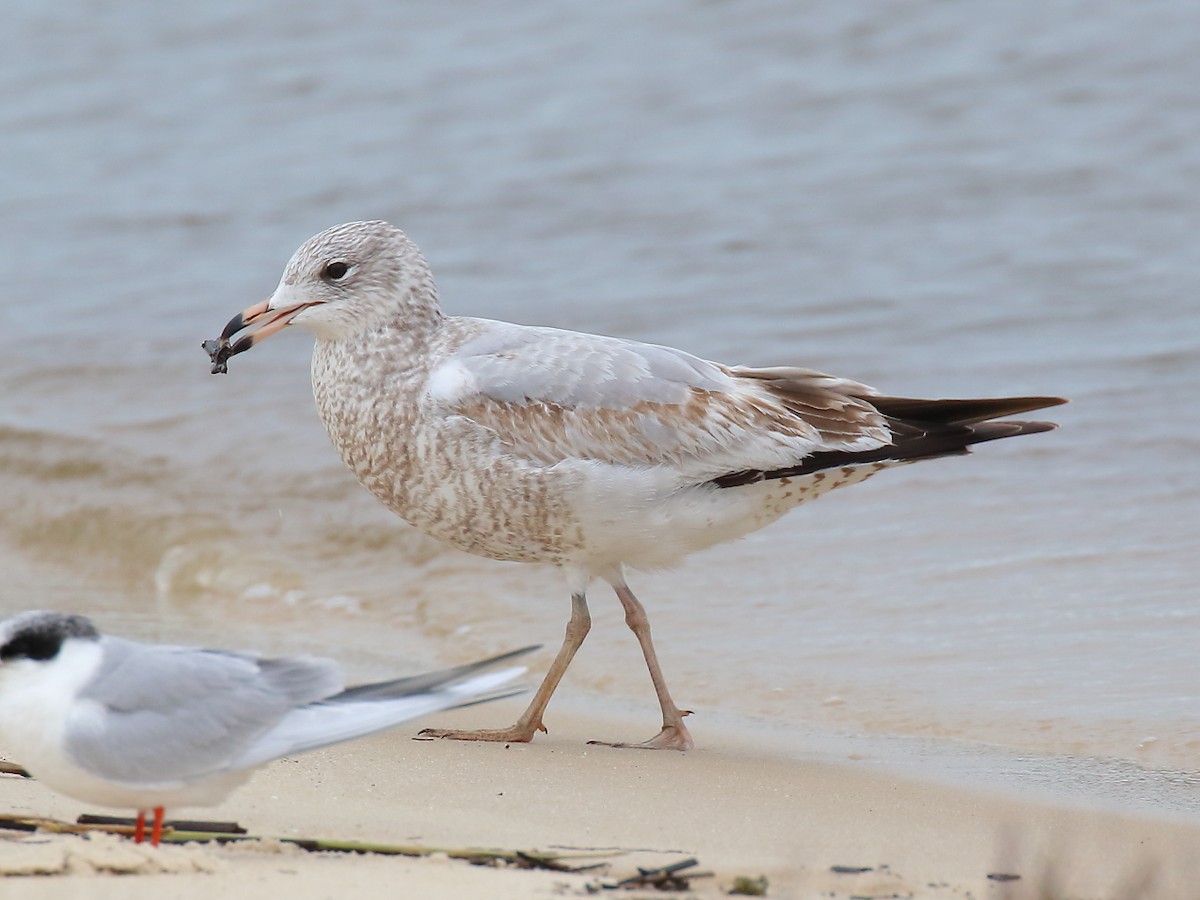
[134,810,146,843]
[150,807,165,846]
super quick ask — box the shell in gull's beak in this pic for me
[202,298,317,374]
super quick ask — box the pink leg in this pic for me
[420,593,591,743]
[590,581,693,750]
[149,807,165,847]
[134,810,146,844]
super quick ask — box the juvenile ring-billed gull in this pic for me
[206,220,1064,751]
[0,610,533,844]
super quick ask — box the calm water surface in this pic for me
[3,0,1198,813]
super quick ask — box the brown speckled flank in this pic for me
[217,220,1065,750]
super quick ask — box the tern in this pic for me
[0,610,532,844]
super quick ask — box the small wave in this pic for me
[154,542,362,616]
[0,424,232,587]
[0,425,126,483]
[153,542,301,602]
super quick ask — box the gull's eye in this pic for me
[321,261,351,282]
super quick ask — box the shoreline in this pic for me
[3,704,1200,898]
[680,701,1200,824]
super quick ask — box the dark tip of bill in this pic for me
[219,312,246,341]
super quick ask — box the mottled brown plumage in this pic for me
[213,220,1065,750]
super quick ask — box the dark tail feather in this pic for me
[793,418,1058,474]
[868,395,1066,426]
[711,395,1065,489]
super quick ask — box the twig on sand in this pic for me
[0,814,615,874]
[77,814,247,834]
[607,857,713,891]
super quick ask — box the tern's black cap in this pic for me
[0,611,100,663]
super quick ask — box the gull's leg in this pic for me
[149,807,165,847]
[591,580,694,751]
[420,592,591,743]
[134,810,146,843]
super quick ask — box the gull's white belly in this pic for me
[565,460,891,573]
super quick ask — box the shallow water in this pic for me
[3,0,1198,812]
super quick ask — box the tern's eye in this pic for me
[321,261,351,282]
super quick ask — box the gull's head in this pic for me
[0,611,101,691]
[213,221,437,364]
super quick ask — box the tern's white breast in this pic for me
[0,641,252,812]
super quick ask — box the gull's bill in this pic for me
[203,297,321,373]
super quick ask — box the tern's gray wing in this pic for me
[432,321,887,479]
[66,636,343,785]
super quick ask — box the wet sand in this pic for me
[3,704,1198,899]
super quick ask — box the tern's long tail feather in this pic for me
[326,644,537,702]
[231,646,537,769]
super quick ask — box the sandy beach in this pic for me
[3,702,1198,899]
